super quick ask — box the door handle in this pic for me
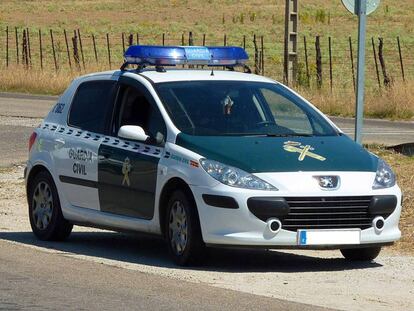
[100,150,114,159]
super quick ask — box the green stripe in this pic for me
[176,133,377,173]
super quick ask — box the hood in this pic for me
[176,133,378,173]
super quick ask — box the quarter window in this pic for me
[68,80,116,134]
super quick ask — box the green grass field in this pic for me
[0,0,413,119]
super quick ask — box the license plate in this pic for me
[297,229,361,246]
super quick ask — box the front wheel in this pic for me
[340,246,381,261]
[28,170,73,241]
[166,190,205,266]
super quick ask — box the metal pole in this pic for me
[354,0,367,145]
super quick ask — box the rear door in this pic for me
[97,76,166,219]
[54,78,117,210]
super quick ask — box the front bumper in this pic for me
[190,182,402,248]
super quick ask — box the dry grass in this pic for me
[0,0,412,40]
[0,65,109,95]
[1,66,412,120]
[0,66,72,95]
[368,145,414,254]
[298,80,414,120]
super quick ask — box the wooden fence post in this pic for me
[303,35,310,86]
[202,34,206,46]
[6,26,9,67]
[26,28,32,66]
[162,33,165,46]
[243,35,246,49]
[253,34,259,74]
[328,36,333,91]
[371,37,381,89]
[64,29,72,69]
[15,27,19,65]
[22,29,28,67]
[261,35,264,75]
[92,34,98,63]
[348,36,356,92]
[72,30,80,69]
[39,29,43,70]
[50,29,58,71]
[181,33,184,45]
[315,36,322,88]
[122,32,125,53]
[136,33,139,45]
[106,33,111,68]
[378,37,391,87]
[223,34,227,46]
[128,34,133,46]
[77,29,85,69]
[397,36,405,82]
[188,32,193,46]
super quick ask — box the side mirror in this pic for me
[118,125,149,142]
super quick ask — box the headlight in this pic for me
[199,158,277,190]
[373,158,396,189]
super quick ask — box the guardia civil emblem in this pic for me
[283,141,326,161]
[122,157,132,186]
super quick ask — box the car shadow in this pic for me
[0,230,382,272]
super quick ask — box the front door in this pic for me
[98,77,166,219]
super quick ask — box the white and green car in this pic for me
[25,46,402,265]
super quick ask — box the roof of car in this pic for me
[138,69,277,84]
[77,69,278,85]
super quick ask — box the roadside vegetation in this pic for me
[0,0,412,119]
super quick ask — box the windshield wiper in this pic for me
[220,133,315,137]
[264,133,314,137]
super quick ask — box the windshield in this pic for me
[156,81,338,137]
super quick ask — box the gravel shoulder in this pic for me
[0,166,413,311]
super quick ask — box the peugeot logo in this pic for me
[314,176,340,190]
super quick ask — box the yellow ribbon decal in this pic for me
[122,157,132,186]
[283,141,326,162]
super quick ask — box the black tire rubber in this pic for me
[28,170,73,241]
[165,189,205,266]
[340,246,381,261]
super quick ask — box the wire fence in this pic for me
[0,26,412,93]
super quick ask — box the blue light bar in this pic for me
[124,45,248,67]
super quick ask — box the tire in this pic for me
[340,246,381,261]
[28,170,73,241]
[165,190,205,266]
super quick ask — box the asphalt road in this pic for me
[0,92,413,167]
[0,240,325,311]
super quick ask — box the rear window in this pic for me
[68,80,116,133]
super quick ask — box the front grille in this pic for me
[282,196,390,231]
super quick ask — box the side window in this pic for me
[260,88,313,134]
[114,84,166,143]
[68,80,116,134]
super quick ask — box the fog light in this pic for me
[267,218,282,234]
[372,216,385,233]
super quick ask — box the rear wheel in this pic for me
[340,246,381,261]
[28,170,73,241]
[166,190,205,266]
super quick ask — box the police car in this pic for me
[25,45,402,265]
